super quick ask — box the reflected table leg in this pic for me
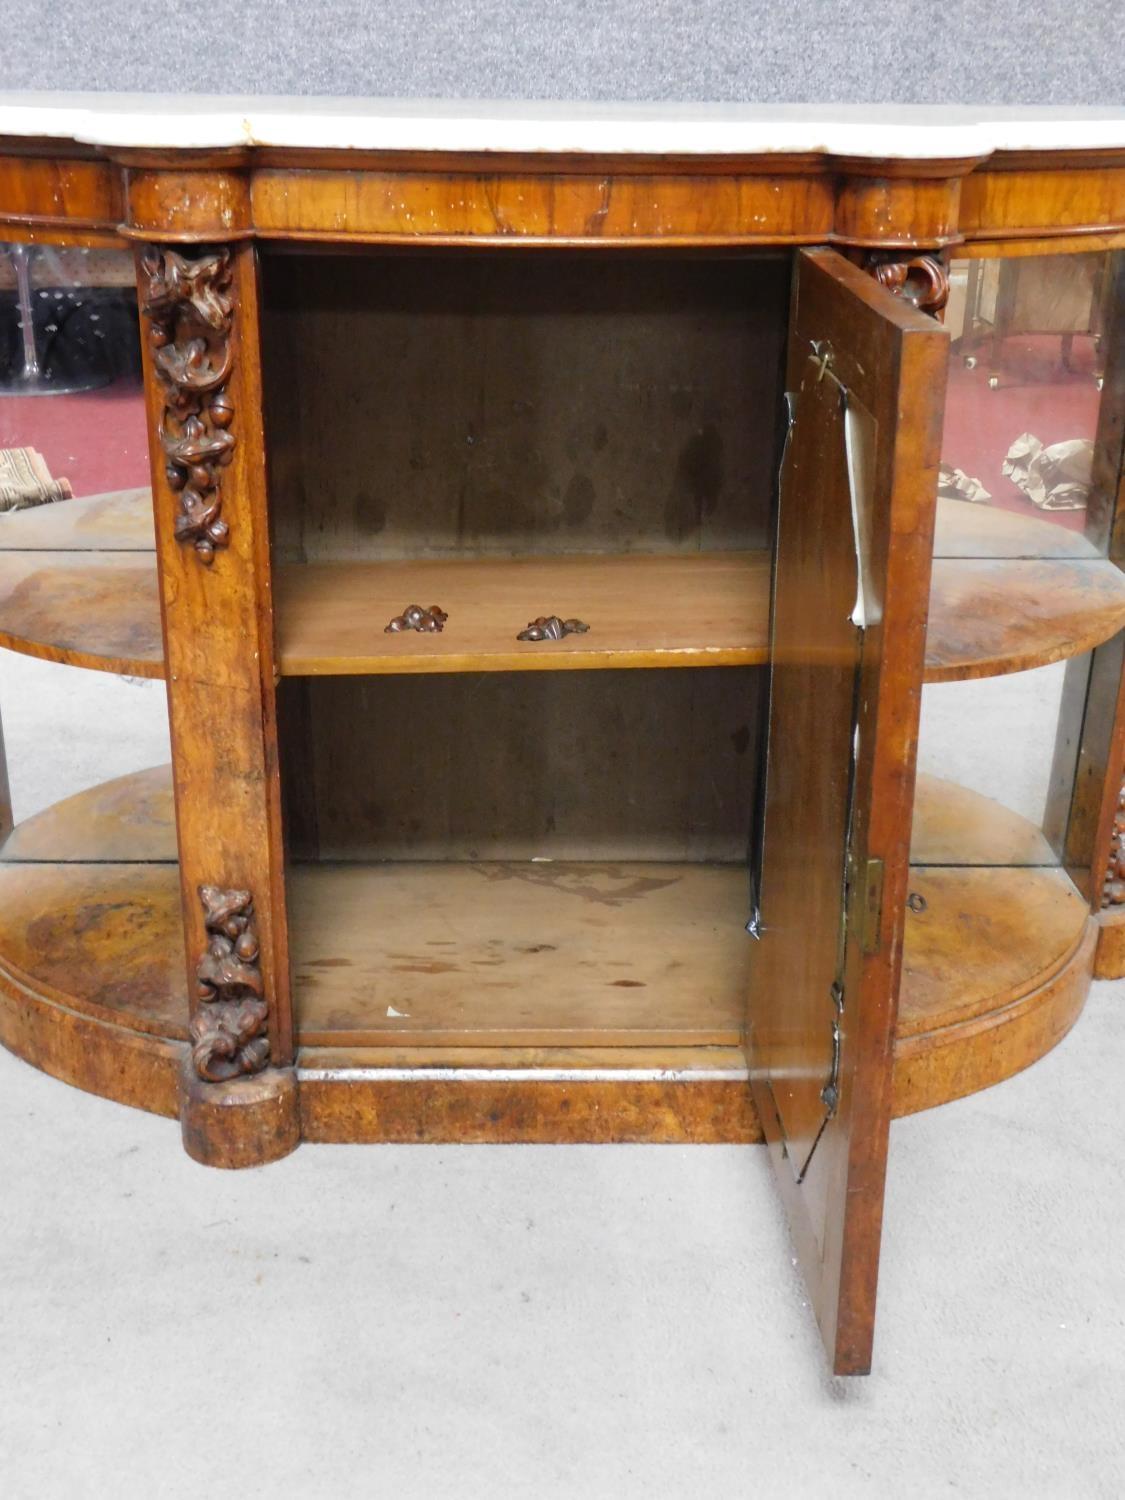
[0,243,109,396]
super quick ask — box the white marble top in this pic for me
[0,94,1124,158]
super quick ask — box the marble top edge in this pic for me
[1,94,1124,157]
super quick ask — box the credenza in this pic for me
[1,99,1123,1374]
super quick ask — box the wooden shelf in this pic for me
[278,542,1125,684]
[899,771,1093,1112]
[0,552,164,678]
[0,766,1096,1135]
[0,489,163,678]
[0,766,186,1112]
[6,488,1119,686]
[898,863,1088,1043]
[927,497,1125,681]
[926,556,1125,682]
[0,859,187,1040]
[275,552,772,675]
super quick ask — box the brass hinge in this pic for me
[860,857,884,956]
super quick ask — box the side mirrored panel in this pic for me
[0,236,165,824]
[914,658,1080,870]
[0,236,175,1078]
[0,242,160,677]
[940,250,1124,559]
[0,242,149,501]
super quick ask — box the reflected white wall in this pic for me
[0,651,170,822]
[917,661,1067,828]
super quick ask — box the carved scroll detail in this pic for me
[864,252,950,316]
[141,248,236,563]
[1103,781,1125,907]
[191,885,270,1082]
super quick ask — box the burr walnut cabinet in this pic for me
[1,99,1125,1375]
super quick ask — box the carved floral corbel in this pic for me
[190,885,270,1082]
[141,247,237,563]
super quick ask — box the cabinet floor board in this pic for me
[290,860,751,1048]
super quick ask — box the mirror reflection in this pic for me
[939,251,1118,558]
[0,242,148,504]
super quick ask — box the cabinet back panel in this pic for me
[280,667,761,864]
[262,252,788,562]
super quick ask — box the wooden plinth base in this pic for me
[178,1061,300,1169]
[298,1048,760,1144]
[0,913,1094,1153]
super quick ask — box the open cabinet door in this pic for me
[749,247,948,1375]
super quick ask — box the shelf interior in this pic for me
[279,667,761,864]
[261,251,787,568]
[265,250,786,678]
[288,851,1089,1054]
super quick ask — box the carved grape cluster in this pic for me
[384,603,449,633]
[517,616,590,641]
[191,885,270,1082]
[142,248,237,563]
[1104,783,1125,906]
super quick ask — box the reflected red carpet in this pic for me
[943,332,1102,537]
[0,378,150,498]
